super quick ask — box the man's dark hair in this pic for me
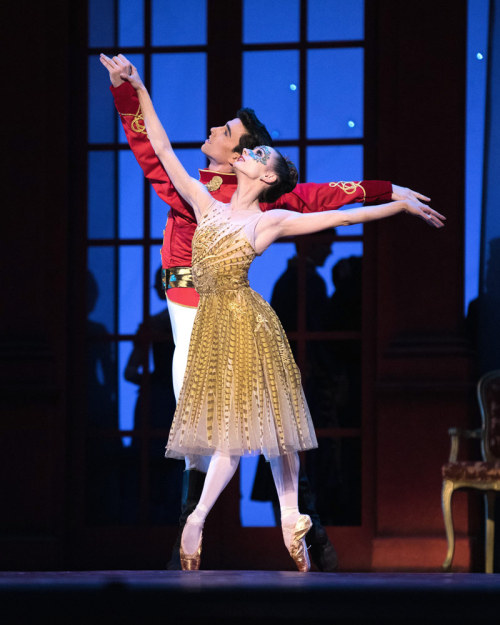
[234,108,273,153]
[259,150,298,204]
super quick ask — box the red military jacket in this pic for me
[111,82,392,305]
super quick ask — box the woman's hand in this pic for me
[403,198,446,228]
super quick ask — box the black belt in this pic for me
[162,267,195,290]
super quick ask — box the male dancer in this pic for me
[100,53,435,570]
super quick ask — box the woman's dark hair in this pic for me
[258,149,298,203]
[234,108,273,153]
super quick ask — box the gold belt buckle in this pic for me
[162,267,194,290]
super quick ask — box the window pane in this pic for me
[150,250,166,316]
[119,246,143,334]
[88,151,116,239]
[152,54,207,142]
[307,49,364,139]
[151,195,168,249]
[240,456,276,527]
[88,246,116,334]
[89,55,117,143]
[270,233,334,332]
[119,151,144,239]
[117,55,145,143]
[150,148,206,238]
[243,51,300,140]
[308,0,364,41]
[307,145,364,236]
[243,0,299,43]
[249,242,297,303]
[317,241,363,298]
[119,0,144,46]
[270,240,363,332]
[88,0,115,47]
[152,0,207,45]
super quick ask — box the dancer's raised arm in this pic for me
[100,53,212,221]
[254,197,445,254]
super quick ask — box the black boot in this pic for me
[298,468,339,572]
[166,469,206,570]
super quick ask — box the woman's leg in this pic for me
[269,452,300,549]
[181,452,240,555]
[270,452,311,571]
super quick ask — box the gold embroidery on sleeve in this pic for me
[119,106,147,135]
[328,181,366,203]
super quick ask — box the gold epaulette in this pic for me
[205,175,223,192]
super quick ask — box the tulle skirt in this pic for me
[165,287,317,460]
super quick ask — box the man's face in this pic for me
[201,118,246,167]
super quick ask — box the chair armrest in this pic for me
[447,428,483,462]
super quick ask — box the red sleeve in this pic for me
[260,180,392,213]
[111,82,191,215]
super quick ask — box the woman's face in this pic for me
[234,146,276,178]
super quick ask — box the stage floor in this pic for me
[1,570,499,624]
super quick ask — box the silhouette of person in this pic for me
[85,270,121,524]
[124,267,182,524]
[270,232,335,332]
[86,270,117,428]
[325,255,363,427]
[466,237,500,374]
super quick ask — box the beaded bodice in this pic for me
[191,202,259,295]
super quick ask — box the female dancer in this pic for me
[115,60,445,572]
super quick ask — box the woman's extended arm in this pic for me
[100,54,212,221]
[254,198,445,254]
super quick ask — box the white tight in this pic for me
[181,451,301,555]
[166,297,197,400]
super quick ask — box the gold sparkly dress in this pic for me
[165,201,317,460]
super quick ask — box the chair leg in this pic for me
[484,491,496,574]
[442,479,455,571]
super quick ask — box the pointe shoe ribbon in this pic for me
[289,514,312,572]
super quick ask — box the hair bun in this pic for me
[285,158,299,189]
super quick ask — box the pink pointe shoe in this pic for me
[288,514,312,572]
[179,516,203,571]
[179,539,202,571]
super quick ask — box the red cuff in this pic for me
[362,180,392,204]
[110,81,139,115]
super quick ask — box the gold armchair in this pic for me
[442,370,500,573]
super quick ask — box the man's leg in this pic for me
[298,467,338,571]
[166,297,210,569]
[167,297,198,401]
